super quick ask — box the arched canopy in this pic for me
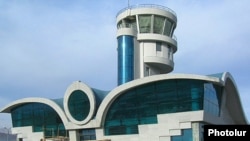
[95,72,248,127]
[221,72,248,124]
[0,97,69,126]
[95,73,222,127]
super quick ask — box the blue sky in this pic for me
[1,0,250,127]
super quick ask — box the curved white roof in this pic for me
[1,72,248,129]
[0,97,69,126]
[95,72,248,126]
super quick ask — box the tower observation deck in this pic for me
[116,4,178,85]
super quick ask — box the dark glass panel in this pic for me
[11,103,67,138]
[68,90,90,121]
[139,15,151,33]
[105,79,221,135]
[154,16,165,34]
[117,35,134,85]
[163,19,173,36]
[171,129,193,141]
[80,129,96,141]
[203,83,221,116]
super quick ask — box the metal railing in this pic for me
[172,35,177,41]
[116,4,177,17]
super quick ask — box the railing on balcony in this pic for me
[116,4,177,17]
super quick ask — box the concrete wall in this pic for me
[12,126,44,141]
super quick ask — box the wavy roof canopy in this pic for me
[1,72,248,128]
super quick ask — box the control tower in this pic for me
[116,4,178,85]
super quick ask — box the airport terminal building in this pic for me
[1,4,248,141]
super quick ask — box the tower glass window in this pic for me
[139,15,152,33]
[117,21,123,29]
[124,17,137,30]
[154,15,165,34]
[156,42,162,52]
[164,19,173,36]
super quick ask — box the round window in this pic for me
[68,90,90,121]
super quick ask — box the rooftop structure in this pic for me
[116,4,177,85]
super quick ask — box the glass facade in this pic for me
[80,129,96,141]
[171,129,193,141]
[164,19,173,36]
[11,103,67,138]
[138,14,174,36]
[117,16,137,32]
[104,79,222,135]
[204,83,222,116]
[68,90,90,121]
[139,15,151,33]
[154,15,165,34]
[117,35,134,85]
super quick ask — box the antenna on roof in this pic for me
[128,0,130,8]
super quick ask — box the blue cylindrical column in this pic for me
[117,35,134,85]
